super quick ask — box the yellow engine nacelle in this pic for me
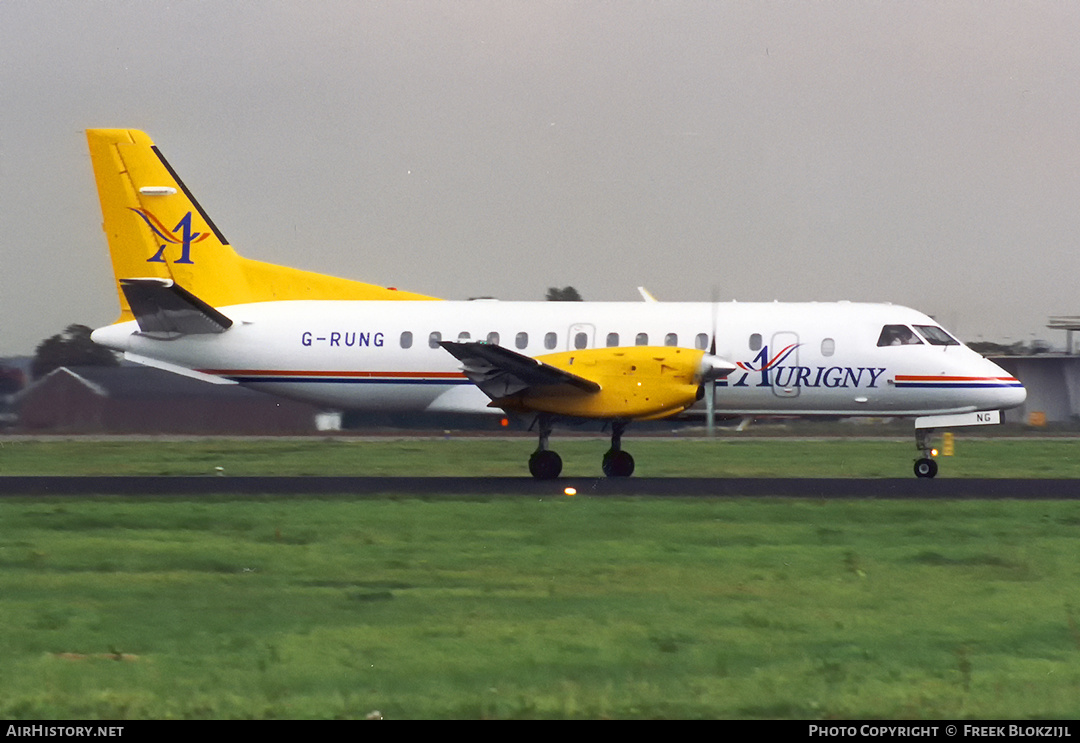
[506,346,706,420]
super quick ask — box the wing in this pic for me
[440,341,726,421]
[439,341,600,402]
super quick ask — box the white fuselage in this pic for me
[92,300,1026,419]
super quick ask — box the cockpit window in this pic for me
[877,325,923,347]
[913,325,960,346]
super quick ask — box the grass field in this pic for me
[2,434,1080,478]
[2,495,1080,719]
[1,436,1079,719]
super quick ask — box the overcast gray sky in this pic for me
[2,1,1078,354]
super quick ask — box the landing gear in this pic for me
[602,450,635,477]
[529,449,563,480]
[525,416,636,479]
[914,428,938,479]
[914,458,938,479]
[602,422,634,478]
[529,415,562,480]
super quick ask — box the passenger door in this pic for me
[771,331,800,398]
[568,323,595,350]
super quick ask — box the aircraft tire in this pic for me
[529,450,563,480]
[602,450,635,478]
[914,458,938,479]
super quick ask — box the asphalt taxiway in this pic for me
[0,476,1077,498]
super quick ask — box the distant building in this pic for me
[15,366,324,434]
[992,355,1080,425]
[0,358,28,429]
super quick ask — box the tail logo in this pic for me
[129,209,209,265]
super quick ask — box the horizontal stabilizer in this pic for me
[120,278,233,336]
[124,352,238,385]
[440,341,601,400]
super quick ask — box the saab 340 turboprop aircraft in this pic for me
[86,129,1026,479]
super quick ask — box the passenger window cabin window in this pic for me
[821,338,835,357]
[544,332,557,350]
[400,331,413,349]
[664,333,678,346]
[750,333,762,351]
[428,331,442,349]
[486,331,500,345]
[877,325,923,347]
[574,332,588,349]
[913,325,959,346]
[606,332,620,347]
[515,332,528,349]
[695,333,709,350]
[457,331,471,342]
[635,332,649,346]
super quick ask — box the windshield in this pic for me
[877,325,923,347]
[913,325,960,346]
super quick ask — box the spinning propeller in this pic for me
[696,293,734,436]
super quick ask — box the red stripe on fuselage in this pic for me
[198,369,466,379]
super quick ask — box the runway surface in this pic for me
[1,476,1078,498]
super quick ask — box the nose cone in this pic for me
[985,358,1027,410]
[994,380,1027,410]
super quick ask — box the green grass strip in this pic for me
[1,495,1079,718]
[2,436,1080,477]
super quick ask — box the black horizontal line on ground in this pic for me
[0,477,1078,499]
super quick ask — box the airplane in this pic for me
[85,129,1026,479]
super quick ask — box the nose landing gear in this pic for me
[914,457,938,479]
[914,429,938,479]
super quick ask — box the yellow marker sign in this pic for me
[942,432,954,456]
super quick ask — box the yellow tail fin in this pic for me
[86,129,437,322]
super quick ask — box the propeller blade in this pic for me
[706,378,715,436]
[708,287,719,436]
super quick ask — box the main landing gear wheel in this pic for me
[528,414,562,480]
[602,449,635,478]
[529,450,563,480]
[914,458,938,479]
[602,421,634,478]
